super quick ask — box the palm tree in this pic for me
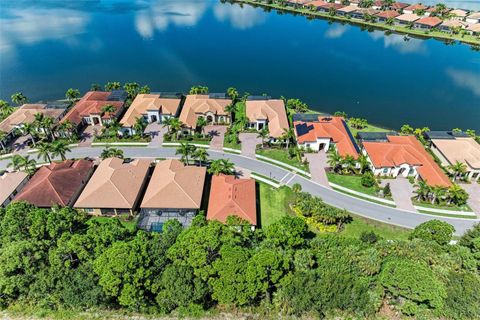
[11,92,28,106]
[101,104,116,116]
[341,155,357,174]
[8,154,24,171]
[257,128,270,148]
[446,184,469,206]
[414,180,431,202]
[0,100,14,119]
[133,117,147,137]
[105,119,121,138]
[50,140,71,161]
[431,186,447,205]
[196,117,208,136]
[163,117,173,132]
[281,128,295,149]
[193,148,209,166]
[176,142,196,165]
[169,118,183,140]
[225,103,237,123]
[41,116,55,140]
[101,146,124,159]
[36,142,53,163]
[65,88,80,102]
[91,83,101,91]
[105,82,121,91]
[356,154,370,174]
[0,130,6,152]
[10,155,37,175]
[208,159,235,176]
[227,87,239,102]
[189,85,209,94]
[22,122,39,147]
[327,150,342,173]
[292,183,302,194]
[123,82,140,99]
[448,161,467,182]
[57,120,75,139]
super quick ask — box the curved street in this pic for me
[1,146,478,235]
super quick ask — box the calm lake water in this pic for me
[0,0,479,131]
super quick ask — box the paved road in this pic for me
[1,146,478,235]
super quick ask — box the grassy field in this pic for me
[412,200,472,212]
[348,122,391,138]
[327,172,379,197]
[341,214,411,241]
[88,216,138,232]
[256,148,309,171]
[258,183,295,227]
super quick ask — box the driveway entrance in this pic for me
[381,177,416,212]
[460,182,480,216]
[206,125,227,151]
[304,151,330,188]
[239,133,261,158]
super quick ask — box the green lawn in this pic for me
[348,122,390,138]
[412,200,472,212]
[341,215,411,241]
[93,136,151,143]
[88,216,138,232]
[256,148,309,172]
[223,140,241,150]
[258,183,294,227]
[327,173,378,197]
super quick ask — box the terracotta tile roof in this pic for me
[391,2,409,10]
[294,116,359,158]
[404,4,427,11]
[467,23,480,32]
[0,104,64,133]
[179,95,232,128]
[467,12,480,20]
[440,20,468,28]
[396,13,420,22]
[432,137,480,170]
[61,91,124,125]
[319,2,343,9]
[338,5,358,13]
[0,171,28,205]
[415,16,442,27]
[288,0,313,4]
[376,10,401,19]
[120,94,181,127]
[426,6,451,14]
[450,9,468,17]
[246,99,289,138]
[207,175,257,225]
[141,159,206,209]
[74,158,150,209]
[307,0,327,8]
[14,160,94,207]
[363,136,451,187]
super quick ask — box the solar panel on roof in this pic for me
[208,93,227,99]
[424,131,455,140]
[292,113,323,122]
[107,90,127,101]
[247,95,272,101]
[357,131,398,141]
[295,123,313,136]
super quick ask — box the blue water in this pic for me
[0,0,479,131]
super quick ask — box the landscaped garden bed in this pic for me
[256,147,309,172]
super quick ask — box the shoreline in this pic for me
[229,0,480,47]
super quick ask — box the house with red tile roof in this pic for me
[14,159,94,207]
[414,16,443,29]
[390,2,409,11]
[207,175,257,228]
[179,94,232,130]
[403,4,428,15]
[362,135,451,187]
[317,2,343,13]
[376,10,400,22]
[61,90,126,129]
[245,98,289,139]
[0,171,28,207]
[294,115,359,158]
[306,0,327,10]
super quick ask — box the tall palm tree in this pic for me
[196,117,208,136]
[36,142,53,163]
[22,122,39,147]
[176,142,196,165]
[193,148,209,166]
[227,87,239,102]
[0,100,14,119]
[169,118,182,140]
[57,120,75,139]
[431,186,447,205]
[12,155,37,176]
[208,159,235,176]
[448,161,467,182]
[50,140,71,161]
[257,128,270,148]
[102,104,116,116]
[41,116,55,140]
[105,119,121,138]
[7,154,24,171]
[446,184,469,206]
[163,117,173,132]
[341,155,357,174]
[281,128,295,149]
[11,92,28,106]
[65,88,80,102]
[0,130,6,152]
[225,103,237,123]
[356,154,370,174]
[101,146,124,159]
[327,150,342,173]
[414,180,431,202]
[133,117,147,136]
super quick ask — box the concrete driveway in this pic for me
[460,182,480,215]
[381,177,416,212]
[206,125,227,151]
[145,123,166,148]
[239,132,261,158]
[304,151,330,188]
[79,125,101,147]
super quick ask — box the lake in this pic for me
[0,0,479,131]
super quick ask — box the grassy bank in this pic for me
[327,172,378,197]
[258,183,295,227]
[256,148,309,172]
[231,0,480,46]
[340,214,411,240]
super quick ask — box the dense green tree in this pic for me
[443,271,480,320]
[264,216,308,249]
[410,220,455,246]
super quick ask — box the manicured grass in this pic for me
[341,214,411,241]
[412,200,472,212]
[256,148,309,172]
[223,140,241,150]
[93,136,151,143]
[348,122,391,138]
[88,216,138,232]
[331,186,396,208]
[327,173,378,197]
[416,210,478,219]
[258,183,294,227]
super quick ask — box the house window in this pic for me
[383,168,388,174]
[85,208,94,213]
[306,144,310,148]
[408,168,415,175]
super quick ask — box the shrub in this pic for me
[361,172,376,188]
[360,231,379,244]
[383,183,392,197]
[410,220,455,246]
